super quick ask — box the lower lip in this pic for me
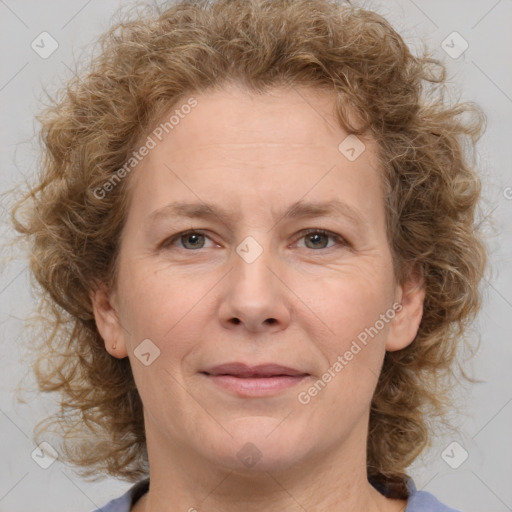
[203,374,308,397]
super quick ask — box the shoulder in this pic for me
[96,476,461,512]
[405,478,461,512]
[91,479,150,512]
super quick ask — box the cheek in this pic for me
[297,264,395,393]
[303,282,392,404]
[116,265,205,401]
[116,262,202,353]
[303,265,394,339]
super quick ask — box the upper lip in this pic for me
[202,362,308,378]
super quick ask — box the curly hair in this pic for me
[11,0,487,497]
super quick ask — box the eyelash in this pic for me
[161,228,349,252]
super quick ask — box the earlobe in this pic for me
[386,268,426,352]
[90,285,128,358]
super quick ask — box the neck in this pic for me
[134,417,407,512]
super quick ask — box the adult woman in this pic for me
[12,0,486,511]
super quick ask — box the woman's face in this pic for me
[93,84,424,474]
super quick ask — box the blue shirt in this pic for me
[92,477,461,511]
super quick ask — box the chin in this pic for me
[204,416,312,473]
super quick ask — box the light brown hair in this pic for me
[12,0,487,497]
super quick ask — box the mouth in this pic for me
[200,362,310,397]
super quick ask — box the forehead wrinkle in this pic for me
[145,198,368,232]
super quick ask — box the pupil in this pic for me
[308,233,326,248]
[184,234,203,249]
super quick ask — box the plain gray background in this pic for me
[0,0,511,511]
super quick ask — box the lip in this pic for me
[201,362,310,398]
[202,362,307,377]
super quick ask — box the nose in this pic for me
[218,237,291,334]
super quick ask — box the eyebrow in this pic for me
[146,199,367,230]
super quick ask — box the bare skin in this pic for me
[92,83,423,512]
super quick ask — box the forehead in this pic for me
[125,84,385,230]
[154,83,358,148]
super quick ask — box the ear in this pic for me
[90,284,128,358]
[386,267,426,352]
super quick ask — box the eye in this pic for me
[161,230,216,250]
[294,228,348,250]
[160,228,348,252]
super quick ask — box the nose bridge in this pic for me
[220,231,290,332]
[234,234,273,294]
[233,232,277,303]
